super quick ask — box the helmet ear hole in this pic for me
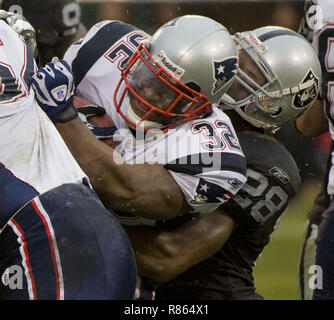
[146,43,152,52]
[185,82,201,94]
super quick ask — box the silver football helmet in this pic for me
[114,15,238,132]
[220,26,322,133]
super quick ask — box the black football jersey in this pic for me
[156,130,301,300]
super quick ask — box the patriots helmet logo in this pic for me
[212,57,238,95]
[160,17,181,29]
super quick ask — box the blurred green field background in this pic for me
[253,181,321,300]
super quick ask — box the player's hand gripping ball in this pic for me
[74,96,120,149]
[31,58,77,123]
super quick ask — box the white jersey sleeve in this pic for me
[164,109,247,214]
[301,0,334,195]
[64,20,150,129]
[116,107,247,215]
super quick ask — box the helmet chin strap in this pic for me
[219,98,279,133]
[125,94,164,131]
[234,105,280,133]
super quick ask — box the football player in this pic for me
[124,26,322,300]
[33,15,321,299]
[295,0,334,300]
[0,14,136,300]
[32,15,248,224]
[1,0,87,66]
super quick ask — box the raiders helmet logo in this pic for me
[293,69,319,109]
[211,57,238,95]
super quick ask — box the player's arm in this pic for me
[295,96,328,137]
[56,117,191,219]
[31,60,247,220]
[124,207,235,283]
[31,60,190,219]
[31,60,192,219]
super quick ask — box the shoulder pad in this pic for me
[238,130,301,194]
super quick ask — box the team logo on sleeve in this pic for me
[228,178,244,189]
[190,178,233,204]
[293,69,319,109]
[211,57,238,95]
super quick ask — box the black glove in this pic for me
[77,104,117,140]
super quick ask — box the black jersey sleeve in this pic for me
[221,130,301,226]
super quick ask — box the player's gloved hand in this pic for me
[31,58,78,123]
[77,104,117,139]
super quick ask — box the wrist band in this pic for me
[57,104,78,123]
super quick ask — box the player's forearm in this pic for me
[105,163,191,219]
[295,97,328,137]
[55,118,144,213]
[55,118,190,219]
[125,209,236,283]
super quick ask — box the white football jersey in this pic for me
[305,1,334,195]
[64,20,150,130]
[0,21,87,226]
[64,20,247,216]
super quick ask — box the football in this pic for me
[73,96,120,149]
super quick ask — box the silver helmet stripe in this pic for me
[257,29,305,42]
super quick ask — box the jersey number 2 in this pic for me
[105,32,147,71]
